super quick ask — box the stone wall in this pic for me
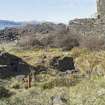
[67,0,105,37]
[69,18,96,33]
[97,0,105,18]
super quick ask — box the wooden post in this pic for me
[27,74,32,88]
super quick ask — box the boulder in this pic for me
[50,56,75,72]
[0,52,34,79]
[51,95,67,105]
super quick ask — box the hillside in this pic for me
[0,20,39,30]
[0,20,23,29]
[0,46,105,105]
[1,0,105,105]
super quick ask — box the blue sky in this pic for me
[0,0,97,23]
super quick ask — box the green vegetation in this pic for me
[1,46,105,105]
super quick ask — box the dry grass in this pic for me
[1,46,105,104]
[1,76,105,105]
[69,76,105,105]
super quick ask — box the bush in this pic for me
[0,87,12,99]
[17,30,80,50]
[10,81,20,89]
[80,35,105,50]
[18,35,43,49]
[53,32,80,50]
[17,27,105,51]
[39,33,56,48]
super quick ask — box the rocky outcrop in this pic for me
[0,28,19,42]
[50,56,75,72]
[0,52,34,79]
[51,95,68,105]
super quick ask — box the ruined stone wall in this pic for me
[68,0,105,37]
[97,0,105,18]
[68,18,96,37]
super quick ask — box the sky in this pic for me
[0,0,97,23]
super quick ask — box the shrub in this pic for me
[80,35,105,50]
[0,87,12,99]
[10,81,20,89]
[53,32,80,50]
[18,35,43,49]
[39,33,56,48]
